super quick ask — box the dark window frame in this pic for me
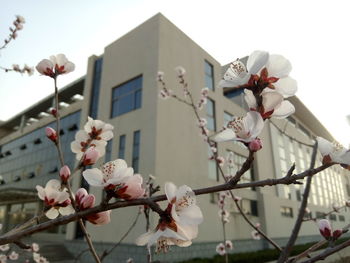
[111,75,143,118]
[204,60,215,91]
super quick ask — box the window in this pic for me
[316,211,325,219]
[111,76,142,117]
[118,135,126,159]
[206,98,216,131]
[250,200,258,216]
[132,131,140,173]
[89,57,103,119]
[339,215,345,222]
[105,140,113,162]
[329,214,337,221]
[205,61,214,90]
[280,206,293,218]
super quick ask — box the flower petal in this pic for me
[46,207,59,219]
[244,89,257,109]
[262,91,283,113]
[165,182,177,203]
[213,129,236,142]
[247,50,269,74]
[83,168,105,187]
[274,77,297,98]
[59,205,75,216]
[266,54,292,78]
[272,100,295,119]
[135,231,155,246]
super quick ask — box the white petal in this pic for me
[176,223,198,240]
[46,179,61,190]
[101,130,113,141]
[266,54,292,78]
[135,231,155,246]
[244,89,257,109]
[274,77,297,97]
[59,205,75,216]
[36,186,45,200]
[272,100,295,119]
[70,141,83,155]
[55,54,68,66]
[317,137,333,156]
[177,205,203,225]
[213,129,236,142]
[46,208,59,219]
[262,91,283,112]
[165,182,177,203]
[247,50,269,74]
[82,168,105,187]
[64,61,75,73]
[219,79,245,89]
[176,185,196,208]
[56,191,70,203]
[244,111,264,138]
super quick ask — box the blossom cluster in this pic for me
[3,15,25,46]
[136,182,203,253]
[36,54,75,78]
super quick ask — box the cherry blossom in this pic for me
[70,117,113,160]
[316,137,350,168]
[45,127,57,143]
[213,111,264,143]
[83,159,145,200]
[251,230,261,240]
[75,188,111,225]
[8,251,18,260]
[36,54,75,78]
[59,165,70,183]
[225,240,233,250]
[136,182,203,253]
[244,89,295,119]
[219,50,269,88]
[216,243,226,256]
[36,179,74,219]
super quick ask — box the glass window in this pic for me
[339,215,345,222]
[132,131,140,173]
[204,60,214,90]
[105,140,113,162]
[206,98,216,132]
[89,57,103,119]
[280,206,293,218]
[118,135,126,159]
[111,76,142,118]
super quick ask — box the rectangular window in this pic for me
[316,211,325,219]
[250,200,258,216]
[329,214,337,221]
[132,131,140,173]
[206,98,216,132]
[105,140,113,162]
[339,215,345,222]
[111,76,142,118]
[280,206,293,218]
[118,135,126,159]
[204,60,214,90]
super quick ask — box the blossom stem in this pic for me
[52,78,101,263]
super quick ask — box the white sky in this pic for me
[1,0,350,146]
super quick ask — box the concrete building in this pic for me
[0,13,349,262]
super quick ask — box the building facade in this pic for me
[0,13,349,262]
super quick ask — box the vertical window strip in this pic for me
[132,131,140,173]
[118,135,126,159]
[204,60,214,90]
[105,139,113,162]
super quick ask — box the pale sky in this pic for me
[1,0,350,146]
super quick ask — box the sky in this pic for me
[1,0,350,146]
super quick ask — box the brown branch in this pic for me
[53,78,101,263]
[277,141,318,262]
[0,162,333,245]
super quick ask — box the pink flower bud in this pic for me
[318,219,332,239]
[81,194,95,210]
[75,188,88,206]
[249,138,263,152]
[87,210,111,225]
[59,165,70,183]
[45,127,57,142]
[49,107,57,117]
[82,147,99,166]
[333,229,342,240]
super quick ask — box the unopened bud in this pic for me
[333,229,342,240]
[81,194,95,210]
[318,219,332,240]
[45,127,57,142]
[82,147,99,166]
[59,165,71,183]
[75,188,88,205]
[49,107,57,117]
[249,138,263,152]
